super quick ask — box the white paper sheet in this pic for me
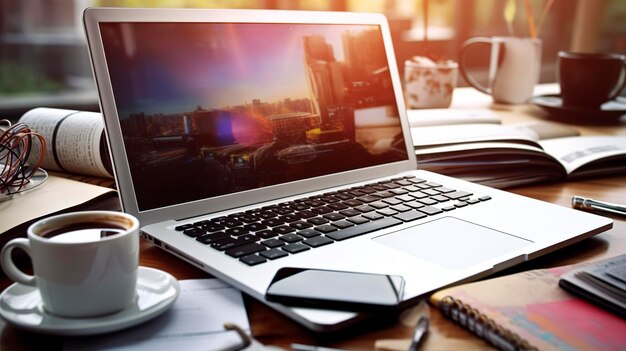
[64,279,250,351]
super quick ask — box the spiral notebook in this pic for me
[429,261,626,351]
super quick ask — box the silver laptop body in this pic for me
[84,8,612,332]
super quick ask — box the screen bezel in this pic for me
[84,8,417,226]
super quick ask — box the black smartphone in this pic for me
[265,267,405,312]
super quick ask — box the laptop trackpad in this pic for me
[373,217,533,270]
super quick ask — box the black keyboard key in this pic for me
[240,254,267,266]
[226,243,266,258]
[467,198,481,204]
[290,221,313,230]
[225,227,249,236]
[455,202,469,208]
[389,188,408,195]
[261,238,285,248]
[393,210,427,222]
[394,180,412,186]
[244,222,267,231]
[223,219,243,228]
[211,237,249,251]
[375,191,395,198]
[280,233,303,243]
[356,195,379,203]
[263,218,284,227]
[442,205,456,211]
[175,224,194,231]
[327,217,402,241]
[344,199,363,207]
[315,224,338,234]
[297,210,317,219]
[308,217,329,225]
[260,249,289,260]
[273,207,293,215]
[323,213,346,221]
[183,227,206,237]
[297,229,321,238]
[311,206,333,215]
[282,243,310,254]
[303,236,334,248]
[347,216,369,225]
[256,229,277,239]
[279,214,300,223]
[339,209,361,217]
[258,211,277,219]
[354,205,375,213]
[332,220,354,229]
[273,225,295,235]
[418,206,444,216]
[327,202,349,210]
[334,193,353,200]
[479,195,492,201]
[196,231,230,244]
[203,223,225,232]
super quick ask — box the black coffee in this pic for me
[40,222,126,243]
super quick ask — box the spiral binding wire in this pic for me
[0,119,46,195]
[439,296,537,351]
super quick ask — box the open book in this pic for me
[410,122,626,189]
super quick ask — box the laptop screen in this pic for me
[100,22,409,211]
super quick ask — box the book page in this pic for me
[18,108,113,178]
[539,136,626,176]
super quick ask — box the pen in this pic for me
[572,196,626,217]
[408,315,429,351]
[290,343,349,351]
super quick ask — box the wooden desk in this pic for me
[1,87,625,350]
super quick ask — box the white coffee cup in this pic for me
[1,211,139,318]
[459,37,542,104]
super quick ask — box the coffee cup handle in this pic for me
[459,37,492,95]
[1,238,37,287]
[608,62,626,101]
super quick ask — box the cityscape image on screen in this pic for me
[101,22,408,210]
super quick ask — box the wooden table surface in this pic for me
[2,87,625,350]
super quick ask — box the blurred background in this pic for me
[1,0,625,120]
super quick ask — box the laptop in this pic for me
[83,8,613,332]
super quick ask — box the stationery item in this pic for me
[1,211,139,318]
[557,51,626,109]
[84,7,611,332]
[430,263,626,351]
[290,344,348,351]
[559,254,626,318]
[63,278,249,350]
[459,37,542,104]
[0,120,46,195]
[407,315,428,351]
[572,196,626,218]
[0,266,179,336]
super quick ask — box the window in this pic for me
[1,0,624,120]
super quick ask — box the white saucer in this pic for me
[0,266,179,336]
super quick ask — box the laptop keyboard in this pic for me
[174,175,491,266]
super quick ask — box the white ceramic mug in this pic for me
[1,211,139,318]
[459,37,542,104]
